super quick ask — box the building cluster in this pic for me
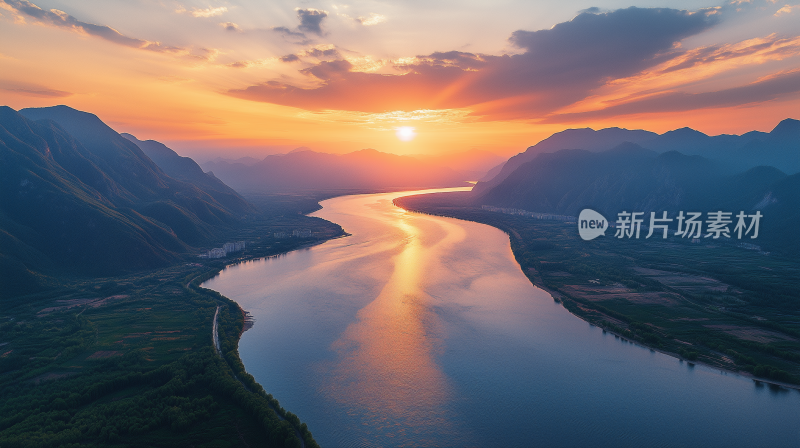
[482,205,576,223]
[273,229,314,239]
[202,241,246,259]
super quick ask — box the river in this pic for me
[202,188,800,447]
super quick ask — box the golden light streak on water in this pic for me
[317,195,470,443]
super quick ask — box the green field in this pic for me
[0,206,344,447]
[395,193,800,387]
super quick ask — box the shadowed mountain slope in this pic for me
[0,106,255,298]
[475,119,798,195]
[473,127,659,194]
[474,143,797,254]
[18,106,254,236]
[120,133,255,216]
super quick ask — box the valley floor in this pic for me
[0,209,343,448]
[395,192,800,388]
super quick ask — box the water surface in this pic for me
[203,188,800,447]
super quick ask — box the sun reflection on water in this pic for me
[318,197,466,443]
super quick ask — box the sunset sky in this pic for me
[1,0,799,160]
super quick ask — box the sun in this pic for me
[395,126,416,141]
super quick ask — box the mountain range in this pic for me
[200,148,473,193]
[3,103,797,297]
[0,106,255,298]
[474,119,800,196]
[120,133,253,216]
[472,140,798,255]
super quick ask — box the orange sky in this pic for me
[1,0,799,161]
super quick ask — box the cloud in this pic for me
[542,69,800,122]
[189,6,227,18]
[220,21,241,31]
[227,59,274,69]
[301,46,340,59]
[555,33,800,117]
[0,80,72,97]
[3,0,193,55]
[272,25,308,43]
[506,7,715,85]
[228,7,717,118]
[774,4,800,15]
[297,8,327,35]
[269,9,329,42]
[357,13,386,26]
[280,54,300,62]
[657,34,800,74]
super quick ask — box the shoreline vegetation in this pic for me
[393,192,800,391]
[0,197,343,447]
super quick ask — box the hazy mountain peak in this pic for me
[741,130,769,140]
[346,148,390,159]
[121,133,173,159]
[0,106,34,131]
[20,105,113,135]
[529,126,659,154]
[0,105,18,116]
[770,118,800,136]
[659,127,708,139]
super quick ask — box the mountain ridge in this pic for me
[474,142,797,255]
[0,106,257,298]
[120,133,256,216]
[201,147,472,193]
[474,118,799,196]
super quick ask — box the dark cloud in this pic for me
[3,0,187,54]
[270,9,328,43]
[506,7,714,86]
[405,51,488,71]
[272,26,303,37]
[278,47,338,63]
[272,26,311,45]
[304,47,340,59]
[542,69,800,122]
[300,60,353,79]
[297,8,327,35]
[229,7,718,118]
[578,7,602,14]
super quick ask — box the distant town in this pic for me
[481,205,577,223]
[273,229,314,239]
[199,230,320,259]
[200,241,246,259]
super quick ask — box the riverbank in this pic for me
[0,201,345,446]
[394,192,800,390]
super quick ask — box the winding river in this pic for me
[203,188,800,447]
